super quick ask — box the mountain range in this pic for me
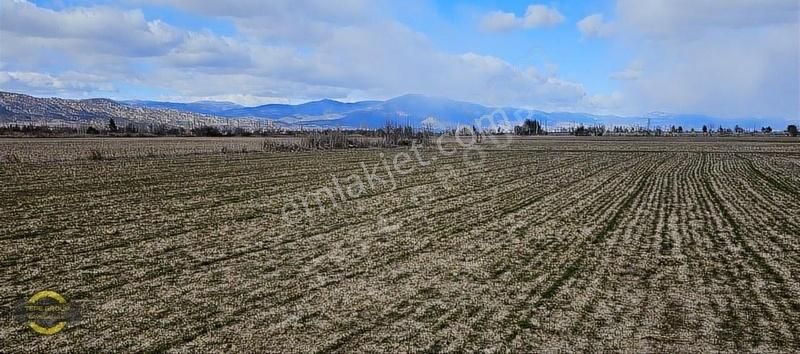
[120,93,795,131]
[1,91,793,131]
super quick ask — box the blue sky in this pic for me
[1,0,798,120]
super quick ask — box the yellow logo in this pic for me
[24,290,70,335]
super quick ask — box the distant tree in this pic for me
[125,123,137,134]
[514,119,546,136]
[761,126,772,134]
[108,118,118,132]
[788,125,799,137]
[165,127,186,136]
[233,127,252,137]
[191,125,223,137]
[702,125,708,134]
[734,125,744,134]
[572,125,605,136]
[677,126,684,134]
[86,126,99,135]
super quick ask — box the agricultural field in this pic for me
[1,137,799,352]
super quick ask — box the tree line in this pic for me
[2,117,798,138]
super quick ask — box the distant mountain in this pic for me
[123,100,244,115]
[218,98,382,119]
[310,94,493,129]
[0,91,269,129]
[298,96,789,131]
[1,90,791,131]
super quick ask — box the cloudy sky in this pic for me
[0,0,798,119]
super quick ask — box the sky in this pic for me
[0,0,798,120]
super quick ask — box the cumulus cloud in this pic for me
[0,71,115,95]
[0,0,184,57]
[164,32,252,69]
[7,0,792,121]
[479,11,520,32]
[446,53,585,107]
[522,5,565,28]
[577,14,613,38]
[479,4,564,32]
[0,0,588,110]
[156,23,587,108]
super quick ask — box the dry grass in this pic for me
[0,137,798,352]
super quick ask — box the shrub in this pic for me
[87,149,105,160]
[192,126,223,137]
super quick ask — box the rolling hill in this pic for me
[0,91,270,129]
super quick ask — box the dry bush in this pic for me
[261,132,389,152]
[86,149,105,161]
[262,138,308,152]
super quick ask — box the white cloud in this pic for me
[577,14,613,38]
[609,61,642,81]
[155,24,587,108]
[608,69,640,81]
[582,92,624,111]
[164,32,252,69]
[613,0,799,119]
[148,0,372,19]
[447,53,585,107]
[522,5,564,28]
[0,71,114,95]
[147,0,375,44]
[479,4,564,32]
[8,0,793,121]
[0,0,184,57]
[479,11,520,32]
[1,1,589,109]
[616,0,798,38]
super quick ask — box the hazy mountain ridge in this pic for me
[123,100,244,115]
[148,93,791,131]
[0,91,791,131]
[218,99,383,118]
